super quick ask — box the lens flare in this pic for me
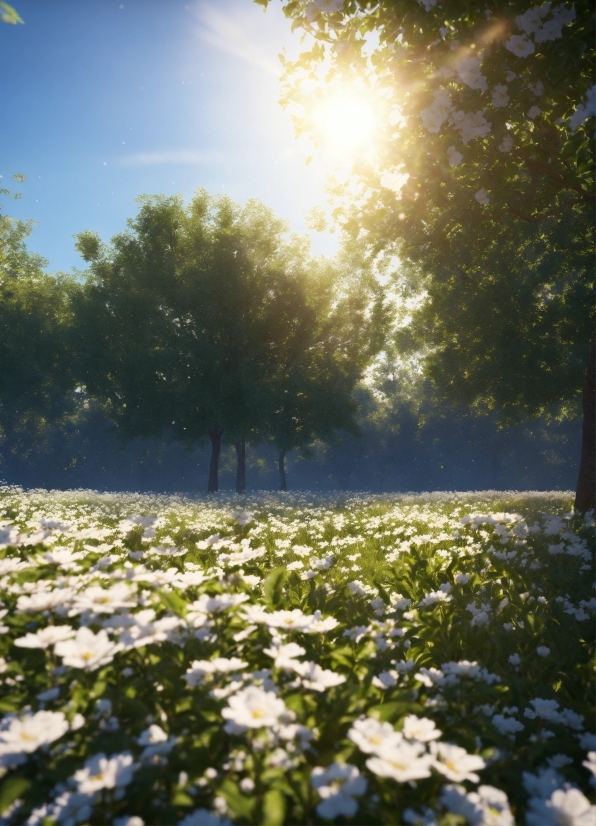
[312,91,377,157]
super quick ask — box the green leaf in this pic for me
[0,696,22,713]
[172,791,195,806]
[263,567,288,608]
[0,2,23,24]
[159,590,187,617]
[262,789,287,826]
[0,777,30,815]
[219,779,256,819]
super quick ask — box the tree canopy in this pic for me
[259,0,595,509]
[0,215,76,444]
[263,0,593,243]
[73,191,377,491]
[390,208,594,422]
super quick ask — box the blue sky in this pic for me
[2,0,336,272]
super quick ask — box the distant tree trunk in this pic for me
[574,334,595,513]
[208,427,223,493]
[235,437,246,494]
[278,448,287,491]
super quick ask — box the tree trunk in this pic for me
[208,427,223,493]
[235,437,246,494]
[278,448,287,491]
[574,334,595,513]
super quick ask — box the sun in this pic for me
[312,89,378,158]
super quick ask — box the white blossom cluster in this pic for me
[0,486,593,824]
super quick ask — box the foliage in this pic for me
[0,215,77,442]
[262,0,594,237]
[0,486,593,824]
[0,2,22,25]
[388,209,594,421]
[257,0,595,422]
[73,191,378,464]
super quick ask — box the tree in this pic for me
[73,190,369,492]
[258,0,595,510]
[0,216,77,465]
[264,244,385,489]
[391,209,594,420]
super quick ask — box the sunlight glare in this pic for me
[313,91,377,157]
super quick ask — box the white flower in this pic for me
[569,85,596,132]
[74,751,136,793]
[456,56,488,92]
[454,573,470,584]
[537,645,550,657]
[42,548,84,569]
[430,742,486,782]
[311,763,367,820]
[420,590,451,607]
[347,717,403,754]
[505,35,535,57]
[14,625,76,648]
[492,714,524,736]
[583,751,596,787]
[221,686,288,730]
[499,134,514,152]
[475,188,490,206]
[441,783,514,826]
[69,583,136,615]
[526,788,596,826]
[418,0,438,10]
[492,85,509,108]
[402,715,442,742]
[508,653,521,666]
[445,145,464,166]
[527,106,541,119]
[17,588,75,614]
[578,732,596,750]
[516,5,551,35]
[306,610,339,633]
[265,608,314,631]
[366,740,433,782]
[113,817,145,826]
[293,661,346,692]
[0,710,69,766]
[263,642,305,670]
[231,510,253,526]
[188,593,249,614]
[137,725,168,747]
[420,91,453,133]
[55,626,122,671]
[137,724,177,760]
[451,109,491,144]
[535,5,576,43]
[286,560,303,570]
[178,810,232,826]
[184,657,248,687]
[416,666,445,687]
[373,670,399,689]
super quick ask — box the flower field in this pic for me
[0,485,594,826]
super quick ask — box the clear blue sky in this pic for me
[2,0,336,272]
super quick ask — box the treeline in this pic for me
[0,386,580,494]
[0,190,589,495]
[1,192,385,492]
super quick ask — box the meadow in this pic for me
[0,485,594,825]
